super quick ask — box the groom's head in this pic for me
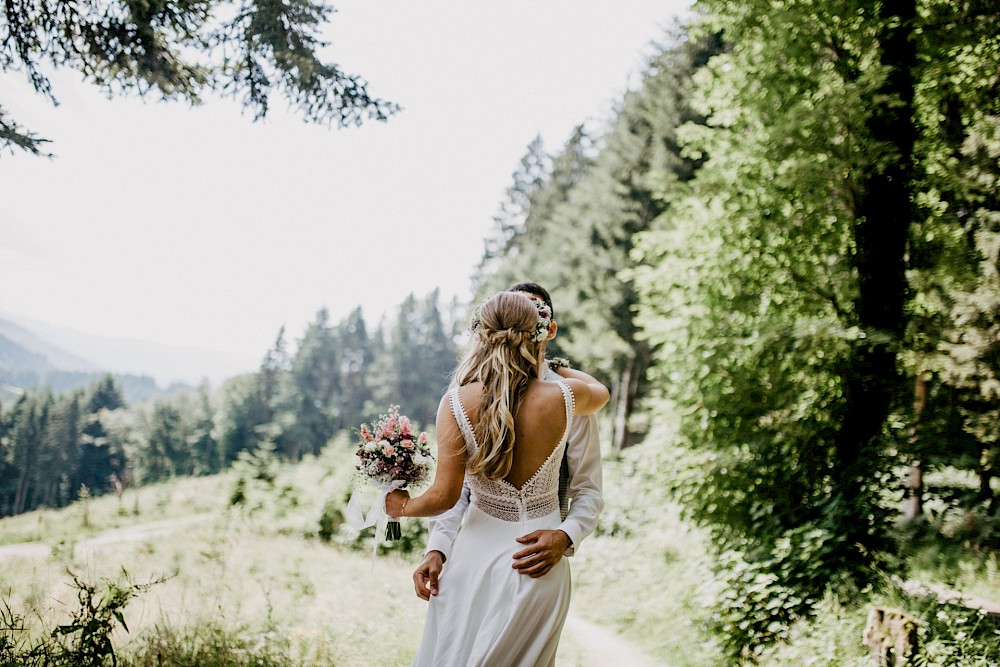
[509,281,556,341]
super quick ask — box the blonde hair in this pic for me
[452,292,545,479]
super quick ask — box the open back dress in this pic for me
[411,380,575,667]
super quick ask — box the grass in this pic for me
[0,475,222,547]
[3,438,996,666]
[0,441,662,666]
[0,444,428,666]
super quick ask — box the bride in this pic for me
[385,290,609,667]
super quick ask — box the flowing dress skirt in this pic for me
[412,503,571,667]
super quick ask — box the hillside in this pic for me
[0,332,49,374]
[0,315,212,402]
[0,316,96,372]
[18,316,252,386]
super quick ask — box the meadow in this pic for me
[0,445,423,666]
[0,440,714,666]
[2,439,998,666]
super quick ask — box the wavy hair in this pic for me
[451,291,545,480]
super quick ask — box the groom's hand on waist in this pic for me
[512,530,571,578]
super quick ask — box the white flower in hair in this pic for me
[532,299,552,342]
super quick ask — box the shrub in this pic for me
[316,501,344,542]
[0,569,165,667]
[910,601,1000,667]
[711,525,847,663]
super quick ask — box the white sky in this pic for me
[1,0,691,375]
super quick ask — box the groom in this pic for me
[412,282,604,600]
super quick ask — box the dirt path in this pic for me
[562,614,668,667]
[899,578,1000,616]
[0,514,214,561]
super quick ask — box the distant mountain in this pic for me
[0,317,96,372]
[0,320,180,403]
[0,314,253,402]
[1,315,252,387]
[0,333,49,374]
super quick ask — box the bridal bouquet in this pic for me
[346,407,433,546]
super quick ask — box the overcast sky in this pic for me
[1,0,692,378]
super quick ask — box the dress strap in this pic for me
[556,380,575,444]
[448,387,479,456]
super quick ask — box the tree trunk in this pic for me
[831,0,918,564]
[13,471,27,516]
[904,373,928,521]
[611,362,632,454]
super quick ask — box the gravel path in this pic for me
[562,614,668,667]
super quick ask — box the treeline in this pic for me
[0,367,191,404]
[473,2,998,662]
[0,292,456,517]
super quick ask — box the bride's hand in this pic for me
[385,489,411,518]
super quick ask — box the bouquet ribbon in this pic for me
[346,479,406,564]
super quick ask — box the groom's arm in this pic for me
[557,413,604,556]
[513,376,604,577]
[414,481,470,600]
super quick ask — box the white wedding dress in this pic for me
[412,382,575,667]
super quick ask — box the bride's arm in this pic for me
[556,367,610,416]
[386,394,466,518]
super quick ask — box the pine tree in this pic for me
[335,306,373,433]
[288,309,340,458]
[1,0,397,155]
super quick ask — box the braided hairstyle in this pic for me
[452,291,545,480]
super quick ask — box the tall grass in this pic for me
[3,436,995,666]
[0,443,427,666]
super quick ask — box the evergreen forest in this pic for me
[1,293,457,515]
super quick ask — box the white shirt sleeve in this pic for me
[424,480,470,561]
[557,412,604,556]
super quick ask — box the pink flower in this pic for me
[360,424,372,442]
[382,443,395,457]
[401,439,414,449]
[417,432,429,445]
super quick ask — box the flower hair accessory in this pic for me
[531,298,552,342]
[469,305,482,335]
[468,298,552,343]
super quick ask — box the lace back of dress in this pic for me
[448,383,575,523]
